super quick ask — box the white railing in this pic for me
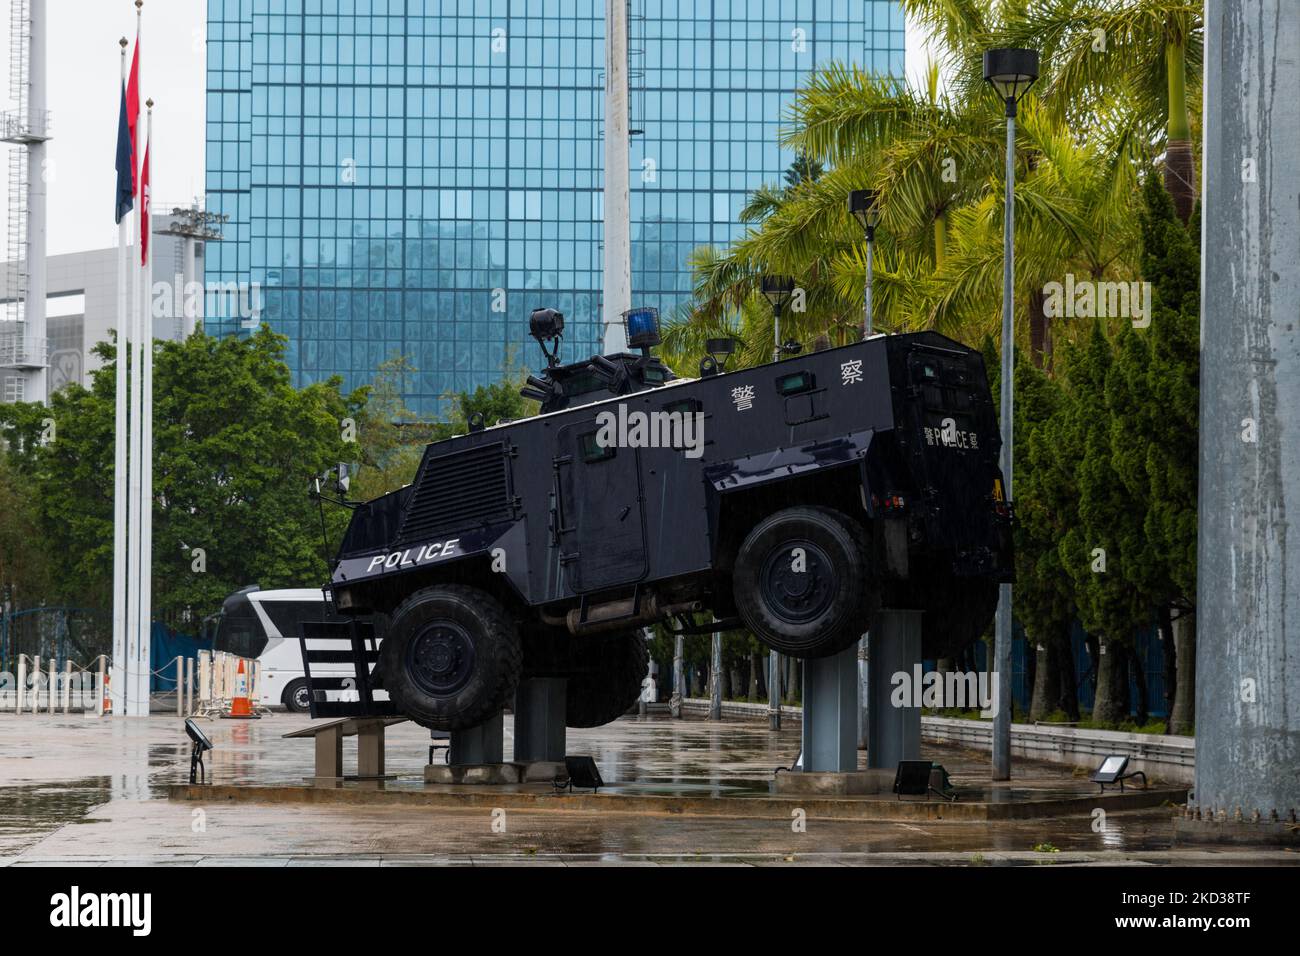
[0,329,47,368]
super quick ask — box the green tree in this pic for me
[1108,170,1199,732]
[1008,355,1080,719]
[2,326,363,624]
[1052,323,1153,724]
[0,453,51,611]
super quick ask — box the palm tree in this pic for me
[999,0,1203,222]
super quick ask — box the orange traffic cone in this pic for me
[222,658,260,719]
[102,671,112,715]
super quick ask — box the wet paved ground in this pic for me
[0,712,1295,865]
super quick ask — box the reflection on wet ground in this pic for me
[0,712,1295,865]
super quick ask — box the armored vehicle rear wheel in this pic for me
[522,627,649,727]
[378,584,521,731]
[733,506,878,659]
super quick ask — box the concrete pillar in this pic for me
[356,725,385,778]
[800,644,858,772]
[601,0,630,352]
[867,610,923,769]
[182,237,198,337]
[449,712,504,765]
[1197,0,1300,824]
[513,678,566,763]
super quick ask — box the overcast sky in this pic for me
[4,1,930,259]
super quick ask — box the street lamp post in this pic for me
[984,47,1039,781]
[847,189,881,336]
[760,275,796,362]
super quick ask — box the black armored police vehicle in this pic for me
[319,306,1013,732]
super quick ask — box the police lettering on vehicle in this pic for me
[924,417,979,450]
[364,539,461,575]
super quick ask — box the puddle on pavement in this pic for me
[0,777,115,855]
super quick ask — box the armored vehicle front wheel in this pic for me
[522,627,649,727]
[378,584,522,731]
[733,505,878,659]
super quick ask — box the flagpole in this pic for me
[138,99,154,718]
[112,37,129,717]
[126,0,144,717]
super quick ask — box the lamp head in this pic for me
[847,188,882,233]
[760,274,796,312]
[983,48,1040,113]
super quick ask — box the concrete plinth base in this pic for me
[772,769,895,796]
[867,609,923,769]
[424,760,567,786]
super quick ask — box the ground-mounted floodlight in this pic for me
[984,46,1039,783]
[1091,754,1147,792]
[760,275,797,362]
[185,717,213,785]
[555,755,604,793]
[847,189,882,335]
[893,759,958,802]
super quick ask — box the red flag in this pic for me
[140,140,150,265]
[126,35,140,194]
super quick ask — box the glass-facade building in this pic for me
[205,0,905,414]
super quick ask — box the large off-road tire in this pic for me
[521,627,649,728]
[732,505,878,659]
[378,584,521,731]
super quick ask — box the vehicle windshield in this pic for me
[212,591,269,659]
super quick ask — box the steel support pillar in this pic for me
[513,678,567,763]
[867,610,923,769]
[800,643,858,772]
[449,712,504,766]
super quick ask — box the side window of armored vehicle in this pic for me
[775,370,816,395]
[579,430,616,463]
[664,397,701,414]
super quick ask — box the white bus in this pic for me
[212,586,382,712]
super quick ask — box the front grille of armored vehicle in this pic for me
[396,442,513,541]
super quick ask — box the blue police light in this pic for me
[623,307,661,351]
